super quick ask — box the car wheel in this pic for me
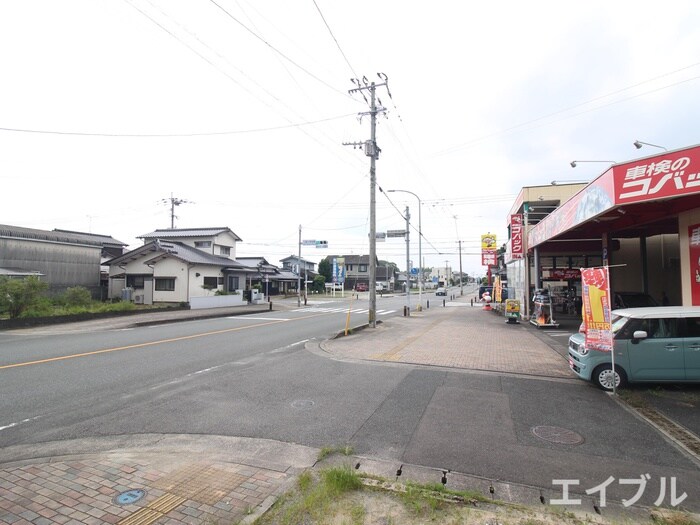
[593,364,627,391]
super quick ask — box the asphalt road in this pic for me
[1,291,698,512]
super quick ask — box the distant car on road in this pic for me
[436,287,446,296]
[355,283,368,292]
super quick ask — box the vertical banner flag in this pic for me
[481,233,497,266]
[689,224,700,305]
[580,267,613,352]
[510,214,523,259]
[493,275,502,302]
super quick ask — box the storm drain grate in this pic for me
[531,425,584,445]
[113,489,147,506]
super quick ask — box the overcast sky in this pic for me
[2,1,699,277]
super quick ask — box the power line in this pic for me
[0,113,356,138]
[209,0,350,99]
[312,0,359,80]
[435,63,700,157]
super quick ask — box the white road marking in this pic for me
[226,316,291,321]
[0,415,42,432]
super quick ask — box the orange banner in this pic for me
[580,267,613,352]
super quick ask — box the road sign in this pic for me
[302,240,316,246]
[387,229,407,238]
[410,267,418,275]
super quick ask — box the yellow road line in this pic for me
[0,312,332,370]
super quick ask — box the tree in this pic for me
[312,275,326,293]
[318,257,332,283]
[0,276,49,319]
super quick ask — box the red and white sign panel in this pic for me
[546,268,581,280]
[689,223,700,306]
[482,252,497,266]
[510,214,523,259]
[614,147,700,204]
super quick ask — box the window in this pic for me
[359,264,368,272]
[195,241,212,248]
[155,278,175,291]
[126,275,145,289]
[203,276,218,289]
[228,276,240,291]
[347,264,354,271]
[685,317,700,337]
[219,246,230,256]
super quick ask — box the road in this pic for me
[1,289,698,514]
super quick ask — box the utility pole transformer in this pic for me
[344,74,389,328]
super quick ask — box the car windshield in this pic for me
[611,314,629,335]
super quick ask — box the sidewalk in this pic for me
[320,298,576,381]
[0,435,317,525]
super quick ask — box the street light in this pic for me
[387,189,423,311]
[550,180,590,185]
[570,160,616,168]
[634,140,667,151]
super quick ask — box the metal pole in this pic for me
[297,225,301,307]
[388,189,422,310]
[523,206,530,319]
[405,206,411,315]
[459,240,464,296]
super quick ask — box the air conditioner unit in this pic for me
[134,294,144,304]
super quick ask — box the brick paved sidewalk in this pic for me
[321,300,577,379]
[0,436,317,525]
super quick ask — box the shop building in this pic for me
[505,143,700,317]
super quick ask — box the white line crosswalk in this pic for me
[292,307,396,315]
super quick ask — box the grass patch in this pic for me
[255,468,700,525]
[316,444,354,462]
[256,466,363,525]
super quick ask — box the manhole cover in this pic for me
[291,399,315,409]
[113,488,147,505]
[531,425,584,445]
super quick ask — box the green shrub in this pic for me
[61,286,92,307]
[0,276,49,318]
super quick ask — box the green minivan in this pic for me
[568,306,700,390]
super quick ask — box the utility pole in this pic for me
[297,225,302,307]
[405,206,411,315]
[344,75,389,328]
[458,240,464,296]
[160,193,193,229]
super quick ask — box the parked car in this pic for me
[613,292,659,309]
[355,282,368,292]
[568,306,700,390]
[436,287,446,296]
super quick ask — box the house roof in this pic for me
[138,227,242,242]
[280,255,314,264]
[53,229,127,247]
[106,241,260,273]
[0,267,43,277]
[0,224,117,248]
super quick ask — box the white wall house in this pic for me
[106,227,253,306]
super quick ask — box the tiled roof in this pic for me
[139,227,242,241]
[53,229,127,247]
